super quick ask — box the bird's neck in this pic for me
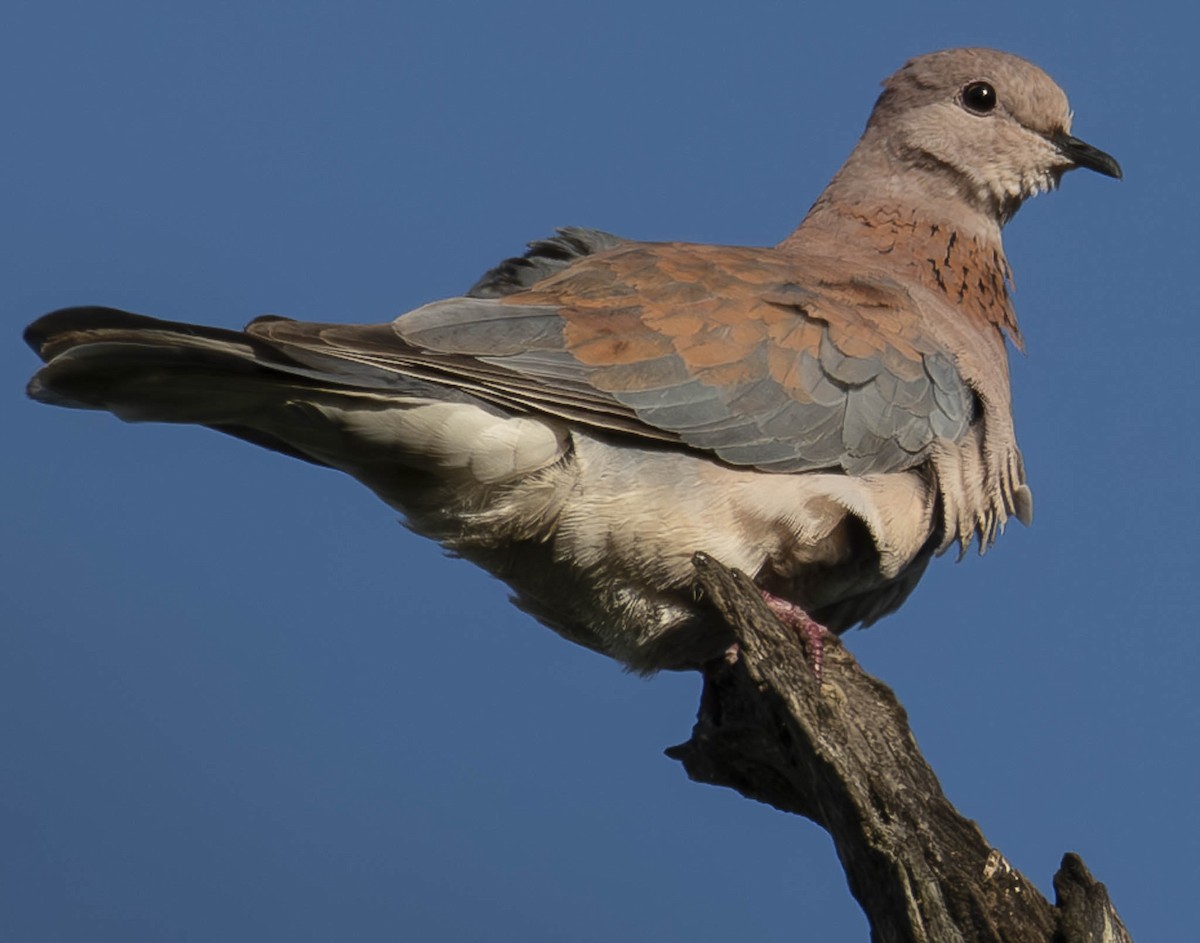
[778,147,1023,349]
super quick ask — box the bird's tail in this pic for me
[25,306,429,468]
[25,306,571,499]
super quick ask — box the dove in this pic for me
[25,48,1120,674]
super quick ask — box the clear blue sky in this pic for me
[4,2,1193,940]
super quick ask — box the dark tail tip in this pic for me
[24,306,150,360]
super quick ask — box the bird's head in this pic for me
[866,48,1121,224]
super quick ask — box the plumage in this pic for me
[24,48,1120,672]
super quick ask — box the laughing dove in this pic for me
[25,48,1121,673]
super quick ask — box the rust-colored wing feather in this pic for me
[251,231,974,476]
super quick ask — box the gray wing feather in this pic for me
[396,304,974,475]
[258,239,977,476]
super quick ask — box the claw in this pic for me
[758,590,831,681]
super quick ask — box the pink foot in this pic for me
[758,590,831,681]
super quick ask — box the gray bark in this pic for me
[664,553,1132,943]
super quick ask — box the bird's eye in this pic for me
[961,81,997,115]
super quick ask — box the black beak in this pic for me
[1052,131,1123,179]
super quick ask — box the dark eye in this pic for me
[961,81,997,115]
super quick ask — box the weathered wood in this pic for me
[1053,854,1133,943]
[665,553,1132,943]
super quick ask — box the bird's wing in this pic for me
[248,230,975,476]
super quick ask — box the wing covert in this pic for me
[251,236,976,476]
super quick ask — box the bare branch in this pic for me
[665,553,1132,943]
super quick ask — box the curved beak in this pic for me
[1052,130,1123,179]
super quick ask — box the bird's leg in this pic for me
[758,590,831,682]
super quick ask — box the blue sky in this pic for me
[4,2,1195,940]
